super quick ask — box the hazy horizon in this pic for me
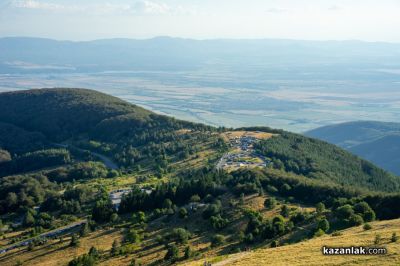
[1,37,399,132]
[3,35,400,44]
[1,0,400,42]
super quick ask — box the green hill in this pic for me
[0,88,214,170]
[0,89,398,192]
[1,89,400,266]
[255,132,400,193]
[350,135,400,175]
[0,88,171,141]
[306,121,400,175]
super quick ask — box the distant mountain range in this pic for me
[306,121,400,175]
[1,37,400,75]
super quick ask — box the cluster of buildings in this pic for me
[109,188,152,210]
[228,135,257,151]
[217,135,269,170]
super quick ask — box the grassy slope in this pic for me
[0,192,314,266]
[183,219,400,266]
[0,228,124,266]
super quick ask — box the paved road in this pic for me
[54,143,119,170]
[0,220,86,254]
[88,150,119,170]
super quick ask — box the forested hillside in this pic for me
[255,133,400,193]
[0,88,203,141]
[306,121,400,175]
[1,89,400,266]
[0,89,216,169]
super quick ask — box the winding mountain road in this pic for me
[54,143,118,170]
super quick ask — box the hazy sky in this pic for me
[0,0,399,42]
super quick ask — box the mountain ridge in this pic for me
[2,37,400,74]
[0,88,398,193]
[306,121,400,175]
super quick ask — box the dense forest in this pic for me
[255,133,400,192]
[0,89,218,172]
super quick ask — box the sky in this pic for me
[0,0,399,42]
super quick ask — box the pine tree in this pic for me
[184,246,192,259]
[70,234,80,247]
[23,211,35,227]
[391,232,398,243]
[79,223,90,237]
[111,240,119,256]
[164,244,179,261]
[88,246,99,258]
[316,202,325,215]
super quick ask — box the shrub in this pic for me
[391,232,398,243]
[184,246,192,259]
[125,229,141,243]
[190,194,201,202]
[211,234,225,247]
[111,240,119,256]
[314,229,325,237]
[349,214,364,226]
[270,240,279,248]
[70,234,80,247]
[91,200,114,223]
[354,202,376,222]
[68,254,96,266]
[179,207,188,219]
[264,197,276,210]
[202,203,221,219]
[210,215,229,230]
[280,205,290,218]
[374,234,381,245]
[363,223,372,231]
[336,204,354,220]
[316,202,325,215]
[130,258,142,266]
[317,218,330,233]
[79,223,90,237]
[171,228,190,244]
[244,233,254,244]
[331,231,342,237]
[164,244,179,261]
[280,183,291,195]
[132,211,146,224]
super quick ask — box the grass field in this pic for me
[0,228,124,266]
[182,219,400,266]
[222,131,275,141]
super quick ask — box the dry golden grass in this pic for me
[223,131,275,140]
[175,129,193,135]
[0,229,31,247]
[182,219,400,266]
[0,228,124,266]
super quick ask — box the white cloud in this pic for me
[327,5,343,12]
[11,0,189,16]
[266,7,287,14]
[12,0,68,10]
[132,1,170,15]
